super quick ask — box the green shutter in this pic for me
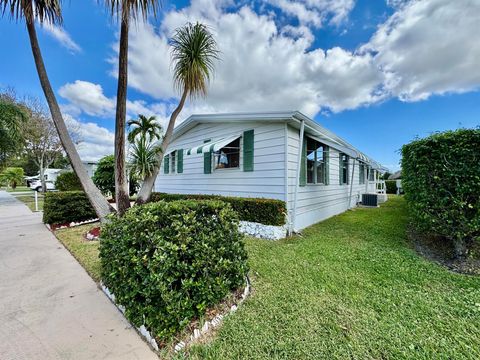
[243,130,254,172]
[299,136,306,186]
[324,146,330,185]
[339,153,343,185]
[164,154,169,174]
[177,149,183,173]
[203,140,211,174]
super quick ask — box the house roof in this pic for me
[173,111,388,171]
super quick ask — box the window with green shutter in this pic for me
[339,153,349,185]
[204,139,211,174]
[243,130,254,172]
[177,149,183,173]
[164,154,169,174]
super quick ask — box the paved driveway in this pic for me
[0,191,157,360]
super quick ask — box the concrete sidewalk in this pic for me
[0,191,157,360]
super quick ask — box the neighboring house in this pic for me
[82,161,98,178]
[155,111,387,232]
[67,161,98,179]
[388,170,401,180]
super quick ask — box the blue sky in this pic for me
[1,0,479,169]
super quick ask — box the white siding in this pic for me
[287,125,376,230]
[155,121,287,200]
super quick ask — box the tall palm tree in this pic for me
[136,22,219,203]
[1,0,113,221]
[127,114,162,144]
[104,0,159,216]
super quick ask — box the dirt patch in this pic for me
[408,228,480,275]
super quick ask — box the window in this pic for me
[306,137,327,184]
[368,166,375,181]
[340,153,349,185]
[359,163,365,184]
[214,138,240,169]
[171,151,176,173]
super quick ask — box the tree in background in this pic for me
[136,22,219,203]
[127,114,163,180]
[22,103,64,192]
[104,0,160,216]
[0,167,24,189]
[55,171,82,191]
[0,93,27,168]
[93,155,138,198]
[1,0,113,220]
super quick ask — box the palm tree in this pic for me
[0,97,27,167]
[128,139,160,180]
[104,0,159,216]
[1,0,113,221]
[136,22,219,203]
[127,114,162,144]
[127,114,162,180]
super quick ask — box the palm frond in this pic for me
[1,0,62,24]
[170,22,220,99]
[102,0,159,21]
[128,138,160,179]
[127,114,163,144]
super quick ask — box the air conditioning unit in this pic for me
[362,193,378,207]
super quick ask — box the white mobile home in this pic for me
[155,111,387,232]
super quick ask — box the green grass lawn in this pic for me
[1,186,32,193]
[15,193,44,211]
[54,223,101,282]
[52,197,480,359]
[185,196,480,359]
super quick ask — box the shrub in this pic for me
[150,192,286,226]
[401,128,480,257]
[385,180,397,194]
[43,191,96,224]
[100,200,248,341]
[93,155,138,197]
[55,171,82,191]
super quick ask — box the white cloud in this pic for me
[122,5,384,115]
[363,0,480,101]
[64,114,114,161]
[41,23,82,53]
[120,0,480,116]
[59,80,115,117]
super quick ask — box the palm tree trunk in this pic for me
[25,19,114,221]
[113,14,131,216]
[136,88,188,204]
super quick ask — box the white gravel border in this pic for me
[100,277,251,353]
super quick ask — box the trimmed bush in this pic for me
[43,191,96,224]
[385,180,397,194]
[100,200,248,341]
[401,128,480,257]
[55,171,82,191]
[150,192,286,226]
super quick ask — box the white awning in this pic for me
[184,135,240,155]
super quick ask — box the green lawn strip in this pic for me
[14,193,44,211]
[186,197,480,359]
[2,186,32,193]
[54,223,101,282]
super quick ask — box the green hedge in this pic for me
[401,128,480,257]
[150,193,286,226]
[385,180,397,194]
[43,191,96,224]
[55,172,82,191]
[100,200,248,341]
